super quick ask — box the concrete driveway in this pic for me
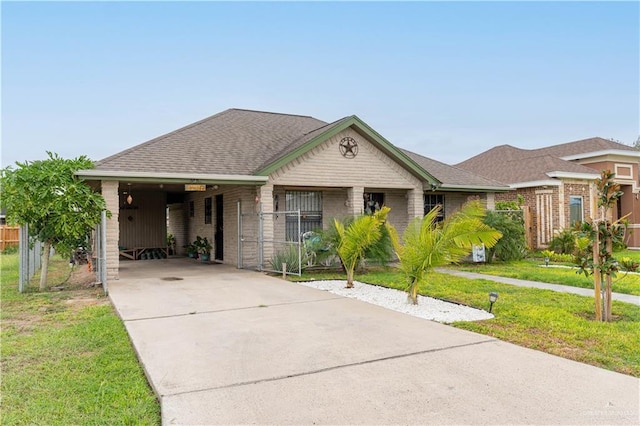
[109,259,639,425]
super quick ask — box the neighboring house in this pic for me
[456,137,640,249]
[77,108,507,280]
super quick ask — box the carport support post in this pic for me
[347,187,364,216]
[259,184,275,271]
[407,188,423,220]
[101,180,120,281]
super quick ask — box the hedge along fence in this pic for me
[1,225,19,251]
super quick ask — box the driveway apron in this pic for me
[109,260,639,425]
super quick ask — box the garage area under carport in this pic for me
[76,170,269,281]
[108,260,639,425]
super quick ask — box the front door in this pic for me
[215,194,224,261]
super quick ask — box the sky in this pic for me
[2,1,639,168]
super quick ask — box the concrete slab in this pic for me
[163,340,640,425]
[109,260,640,425]
[110,261,338,320]
[124,296,490,396]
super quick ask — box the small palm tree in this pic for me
[389,200,501,304]
[334,206,390,288]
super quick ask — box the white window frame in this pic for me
[569,195,583,225]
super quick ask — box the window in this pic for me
[204,197,212,224]
[189,201,195,218]
[569,196,583,225]
[285,191,322,240]
[364,192,384,214]
[424,194,445,222]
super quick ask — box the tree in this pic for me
[389,201,502,305]
[333,206,390,288]
[0,152,108,290]
[576,170,626,321]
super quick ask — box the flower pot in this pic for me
[200,253,210,262]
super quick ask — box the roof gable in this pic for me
[256,115,439,184]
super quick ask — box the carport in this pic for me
[108,262,640,425]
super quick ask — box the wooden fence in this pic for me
[0,225,20,251]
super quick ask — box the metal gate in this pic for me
[237,201,303,275]
[18,224,43,293]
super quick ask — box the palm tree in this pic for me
[388,200,502,304]
[334,206,390,288]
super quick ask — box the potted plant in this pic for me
[167,233,176,255]
[185,242,198,259]
[194,236,212,262]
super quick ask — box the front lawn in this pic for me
[1,253,160,425]
[449,259,640,296]
[293,268,640,377]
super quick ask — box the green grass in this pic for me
[295,267,640,377]
[449,259,640,296]
[1,253,160,425]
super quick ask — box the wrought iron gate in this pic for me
[237,201,303,275]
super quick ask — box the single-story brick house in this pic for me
[77,108,508,280]
[456,138,640,249]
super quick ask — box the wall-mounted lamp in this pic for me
[212,184,219,190]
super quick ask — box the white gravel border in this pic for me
[295,279,494,324]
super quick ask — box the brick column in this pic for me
[259,184,274,269]
[102,180,120,281]
[347,186,364,217]
[407,188,423,221]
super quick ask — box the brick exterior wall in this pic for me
[495,181,592,249]
[167,203,187,255]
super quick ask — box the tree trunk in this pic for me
[605,230,613,322]
[345,267,354,288]
[592,225,602,321]
[605,274,613,322]
[409,282,418,305]
[39,240,52,291]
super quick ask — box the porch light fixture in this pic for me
[488,292,498,313]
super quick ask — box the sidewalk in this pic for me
[436,268,640,306]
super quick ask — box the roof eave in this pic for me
[438,183,511,193]
[255,116,441,185]
[509,179,561,189]
[546,171,599,180]
[76,169,269,185]
[561,149,640,161]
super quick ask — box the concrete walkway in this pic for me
[109,259,639,425]
[436,268,640,306]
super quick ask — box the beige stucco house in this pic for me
[78,108,508,281]
[457,138,640,249]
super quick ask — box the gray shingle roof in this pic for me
[96,109,328,175]
[455,137,634,185]
[401,149,508,188]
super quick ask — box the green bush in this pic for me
[269,245,310,274]
[484,210,526,262]
[548,228,576,254]
[2,245,19,255]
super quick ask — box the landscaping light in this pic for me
[544,257,549,267]
[488,292,499,313]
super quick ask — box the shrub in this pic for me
[483,209,526,262]
[2,245,19,255]
[548,228,576,254]
[269,245,310,274]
